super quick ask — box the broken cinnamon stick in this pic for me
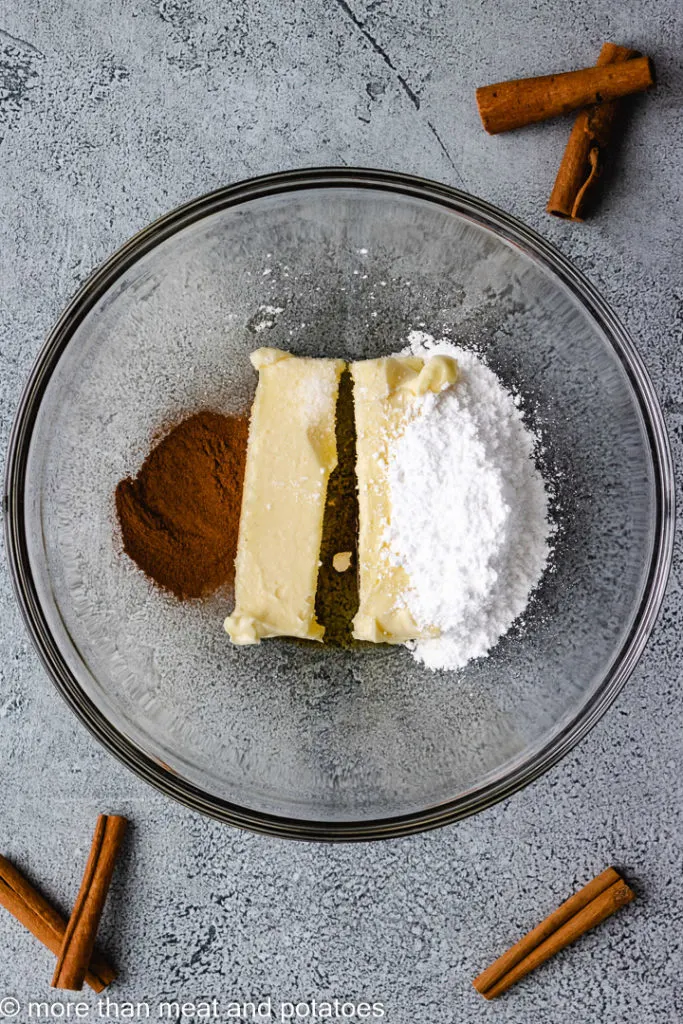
[547,43,639,219]
[473,868,635,999]
[52,815,127,991]
[476,56,653,134]
[0,854,115,992]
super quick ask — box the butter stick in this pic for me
[225,348,344,645]
[350,355,458,643]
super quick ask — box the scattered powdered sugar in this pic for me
[388,332,553,671]
[247,305,284,334]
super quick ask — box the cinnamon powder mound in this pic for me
[115,411,248,599]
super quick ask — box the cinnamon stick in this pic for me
[547,43,639,220]
[476,57,653,134]
[52,815,127,991]
[473,868,635,999]
[0,855,115,992]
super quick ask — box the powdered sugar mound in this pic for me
[389,332,552,671]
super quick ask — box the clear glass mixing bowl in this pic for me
[4,169,674,839]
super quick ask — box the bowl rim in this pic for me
[4,166,675,841]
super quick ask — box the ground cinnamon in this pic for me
[116,411,248,599]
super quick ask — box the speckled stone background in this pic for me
[1,2,682,1022]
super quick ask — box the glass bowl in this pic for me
[4,169,673,840]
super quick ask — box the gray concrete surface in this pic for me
[1,2,682,1021]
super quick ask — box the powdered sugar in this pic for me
[388,332,552,671]
[248,304,285,334]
